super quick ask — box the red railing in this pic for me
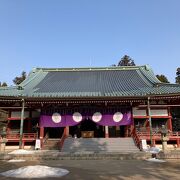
[170,132,180,137]
[131,128,141,149]
[6,133,37,142]
[59,128,67,151]
[132,128,180,148]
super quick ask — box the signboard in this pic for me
[35,139,41,150]
[141,139,148,151]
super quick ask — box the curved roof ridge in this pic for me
[20,69,44,87]
[138,66,161,84]
[154,82,180,87]
[33,65,149,72]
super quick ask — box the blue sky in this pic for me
[0,0,180,85]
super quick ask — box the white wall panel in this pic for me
[11,111,29,118]
[133,107,147,116]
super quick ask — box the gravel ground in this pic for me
[0,159,180,180]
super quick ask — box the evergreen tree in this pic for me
[118,55,136,66]
[175,67,180,84]
[13,71,26,85]
[156,75,169,83]
[0,82,8,87]
[1,82,7,87]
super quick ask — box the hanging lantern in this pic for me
[92,112,102,122]
[113,112,123,122]
[52,113,61,123]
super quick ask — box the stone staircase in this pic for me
[0,138,151,161]
[61,138,139,153]
[43,139,60,150]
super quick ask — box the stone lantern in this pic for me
[160,125,169,152]
[0,126,8,152]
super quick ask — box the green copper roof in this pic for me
[1,65,180,98]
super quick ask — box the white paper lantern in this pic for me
[92,112,102,122]
[52,113,61,123]
[113,112,123,122]
[72,112,82,122]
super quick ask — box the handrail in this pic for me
[136,130,180,142]
[136,131,180,137]
[6,133,37,140]
[170,132,180,136]
[131,128,141,149]
[59,128,67,151]
[132,128,180,149]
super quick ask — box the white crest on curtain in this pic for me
[52,113,61,123]
[113,112,123,122]
[72,112,82,122]
[92,112,102,122]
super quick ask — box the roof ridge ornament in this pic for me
[145,65,150,71]
[17,86,24,90]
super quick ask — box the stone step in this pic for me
[62,150,139,153]
[66,138,134,141]
[63,141,135,144]
[64,140,134,142]
[62,146,138,149]
[63,143,136,146]
[63,144,136,147]
[63,139,134,141]
[43,139,60,150]
[62,146,137,149]
[0,151,151,160]
[62,149,139,152]
[61,137,139,153]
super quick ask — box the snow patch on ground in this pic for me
[146,158,166,163]
[8,149,35,154]
[0,165,69,178]
[8,159,26,162]
[148,147,161,154]
[144,147,161,154]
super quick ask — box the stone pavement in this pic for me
[0,159,180,180]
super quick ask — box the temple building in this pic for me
[0,65,180,150]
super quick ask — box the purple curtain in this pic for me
[92,112,132,126]
[40,110,132,127]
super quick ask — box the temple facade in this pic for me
[0,65,180,149]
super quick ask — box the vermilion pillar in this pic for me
[39,127,44,148]
[168,107,172,131]
[177,139,180,148]
[65,126,69,137]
